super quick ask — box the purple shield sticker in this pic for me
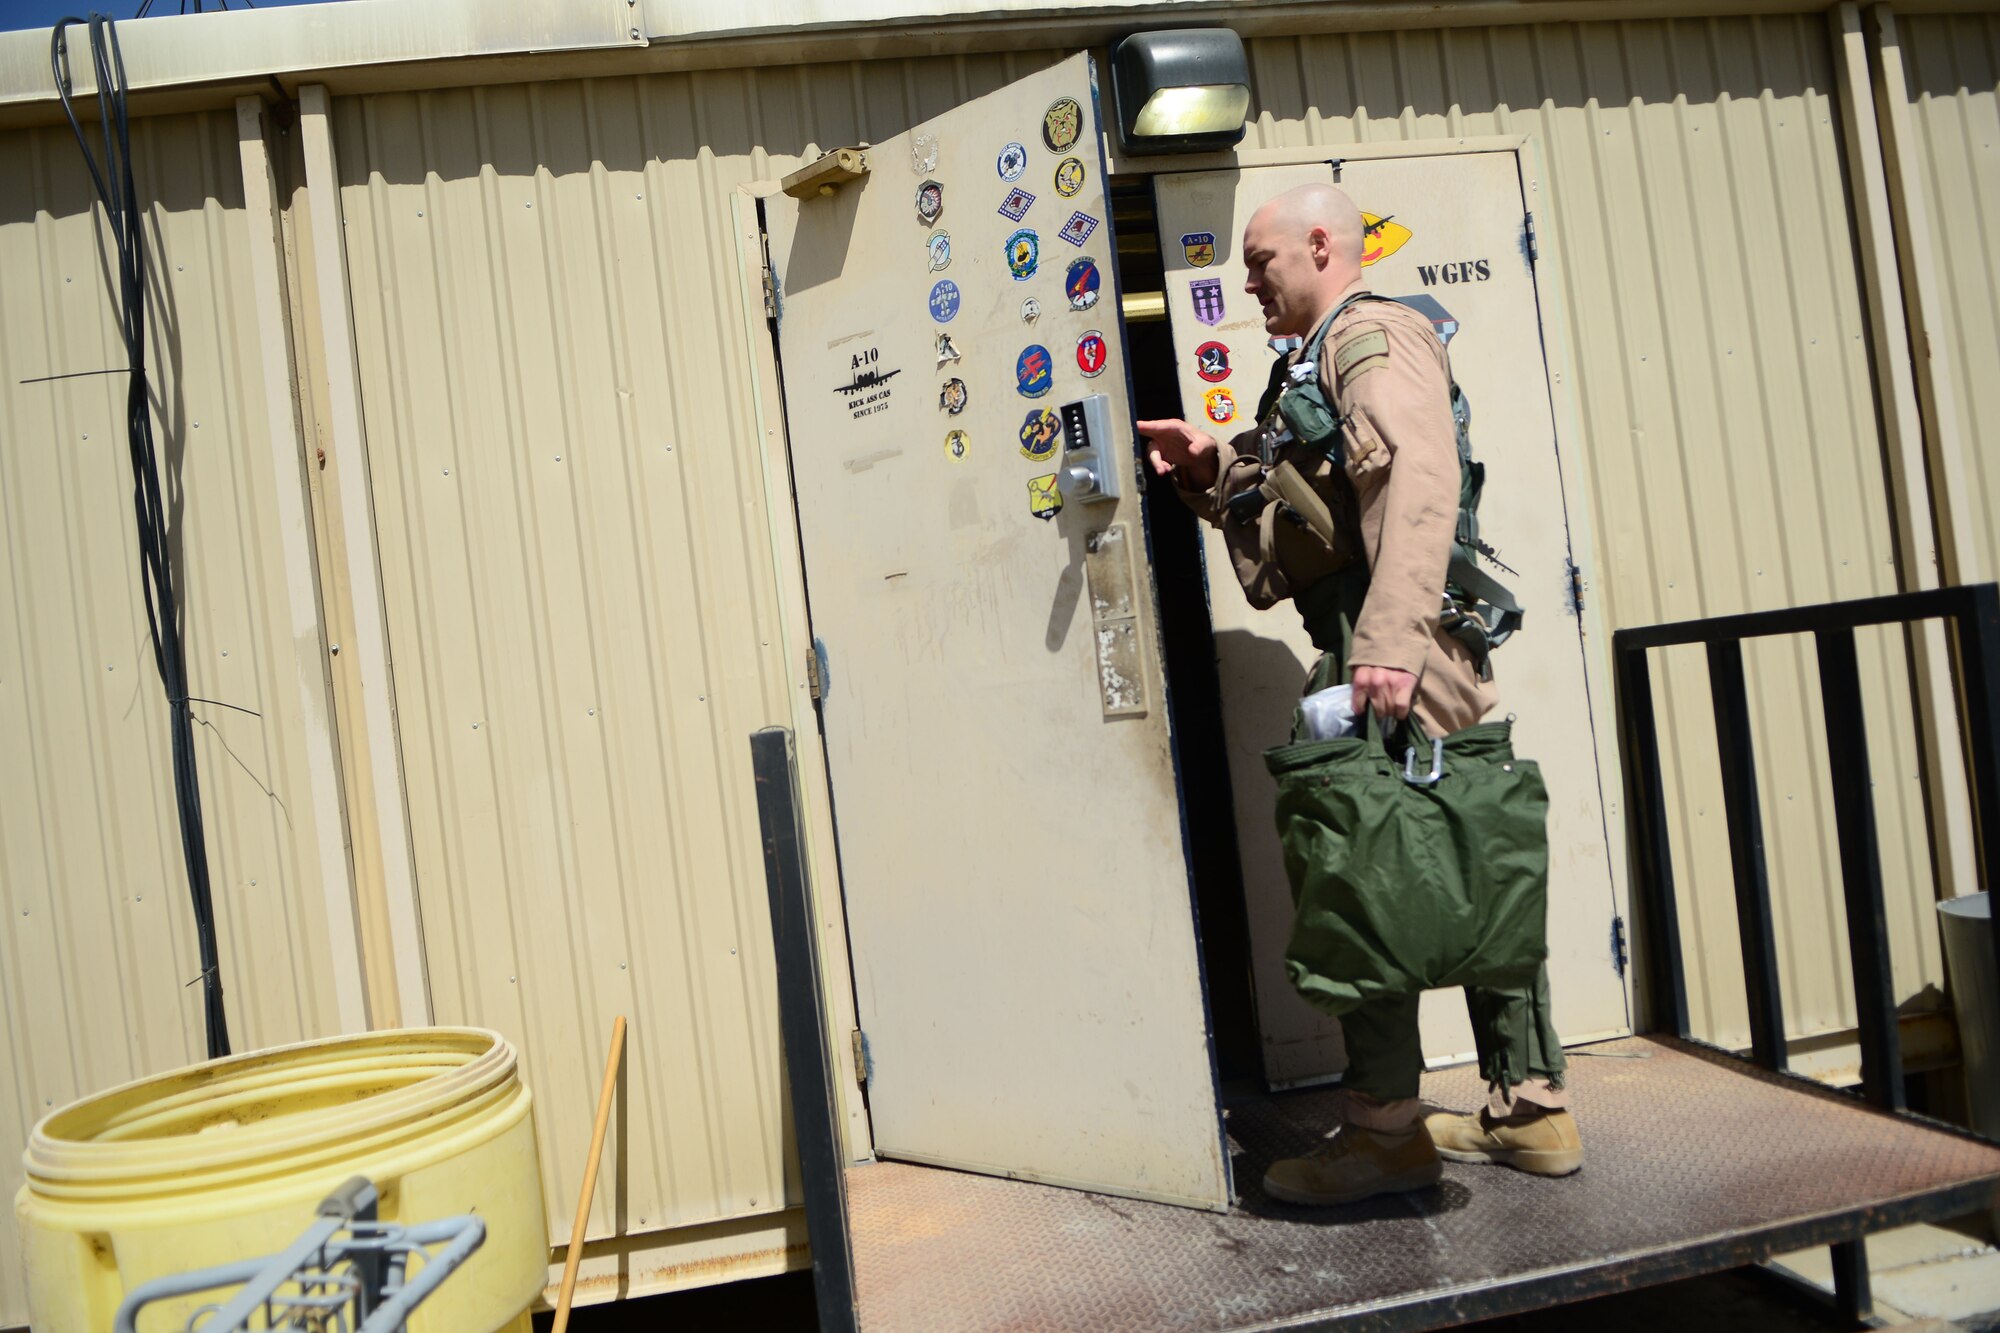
[1190,277,1225,327]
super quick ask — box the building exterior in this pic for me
[1,0,1994,1322]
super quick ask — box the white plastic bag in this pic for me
[1300,683,1359,741]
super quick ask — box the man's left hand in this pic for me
[1351,665,1418,721]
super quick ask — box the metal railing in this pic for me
[1613,583,2000,1316]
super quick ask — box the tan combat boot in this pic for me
[1423,1106,1583,1177]
[1262,1122,1443,1206]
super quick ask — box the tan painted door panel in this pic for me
[763,53,1230,1210]
[1154,153,1629,1089]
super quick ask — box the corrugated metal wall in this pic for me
[323,53,1068,1259]
[1237,14,1944,1049]
[1895,10,2000,585]
[0,112,347,1326]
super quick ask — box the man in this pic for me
[1138,183,1582,1206]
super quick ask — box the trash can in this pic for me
[1939,892,1997,1143]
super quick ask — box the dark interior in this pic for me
[1108,176,1265,1089]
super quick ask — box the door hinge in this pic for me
[851,1028,870,1085]
[1524,211,1539,266]
[759,230,778,322]
[806,647,824,700]
[1565,558,1586,614]
[1611,914,1628,977]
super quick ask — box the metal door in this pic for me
[1154,153,1630,1088]
[762,53,1230,1210]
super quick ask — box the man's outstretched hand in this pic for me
[1137,418,1220,491]
[1351,665,1418,721]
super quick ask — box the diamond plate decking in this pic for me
[845,1037,2000,1332]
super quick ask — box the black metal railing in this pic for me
[1613,582,2000,1110]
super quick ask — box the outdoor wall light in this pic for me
[1109,28,1251,155]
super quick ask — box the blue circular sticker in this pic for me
[1019,407,1061,459]
[928,279,961,323]
[1065,256,1100,311]
[1005,229,1040,282]
[1015,344,1054,399]
[997,141,1028,181]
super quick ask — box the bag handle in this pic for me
[1358,702,1445,787]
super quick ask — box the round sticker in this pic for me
[1043,97,1083,153]
[939,378,968,415]
[1195,341,1231,382]
[1076,330,1107,378]
[1021,296,1042,323]
[1054,156,1086,198]
[928,279,961,323]
[1019,407,1061,460]
[1064,256,1100,311]
[945,429,970,462]
[1016,344,1054,399]
[997,141,1028,182]
[1005,228,1040,282]
[1204,386,1238,426]
[927,230,952,272]
[916,179,944,225]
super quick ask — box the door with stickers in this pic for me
[761,53,1231,1209]
[1154,155,1629,1089]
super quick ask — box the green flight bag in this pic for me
[1264,717,1550,1016]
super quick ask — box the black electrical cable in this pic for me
[50,13,231,1060]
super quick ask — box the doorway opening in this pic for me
[1109,176,1265,1089]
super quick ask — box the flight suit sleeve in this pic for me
[1173,427,1265,527]
[1331,314,1458,677]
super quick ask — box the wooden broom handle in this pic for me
[551,1015,627,1333]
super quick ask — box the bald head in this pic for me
[1241,182,1366,337]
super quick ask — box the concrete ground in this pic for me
[540,1216,2000,1332]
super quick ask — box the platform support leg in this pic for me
[1832,1238,1872,1323]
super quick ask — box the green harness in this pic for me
[1245,293,1524,677]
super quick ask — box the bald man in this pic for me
[1139,183,1581,1206]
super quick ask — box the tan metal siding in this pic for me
[1241,16,1944,1049]
[1895,11,2000,585]
[0,112,347,1327]
[324,52,1068,1255]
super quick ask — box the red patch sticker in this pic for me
[1195,341,1231,382]
[1203,387,1237,426]
[1076,330,1107,378]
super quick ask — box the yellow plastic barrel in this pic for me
[15,1027,547,1332]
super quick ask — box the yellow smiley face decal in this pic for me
[1361,213,1414,267]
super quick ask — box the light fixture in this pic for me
[1110,28,1251,156]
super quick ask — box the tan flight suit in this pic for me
[1176,276,1566,1123]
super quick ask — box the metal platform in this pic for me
[843,1037,2000,1333]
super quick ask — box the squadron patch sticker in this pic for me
[1015,344,1054,399]
[910,132,939,175]
[1065,257,1101,311]
[1361,213,1415,267]
[1027,472,1063,520]
[1189,277,1225,327]
[927,230,952,272]
[1019,406,1061,459]
[916,179,944,225]
[1042,97,1083,153]
[1195,340,1231,382]
[939,377,968,415]
[1021,296,1042,323]
[1057,210,1099,247]
[997,141,1028,182]
[935,331,962,367]
[1181,232,1216,267]
[1203,386,1237,425]
[928,279,961,323]
[1054,156,1086,198]
[1075,330,1107,378]
[1005,228,1040,282]
[998,187,1036,222]
[945,429,970,461]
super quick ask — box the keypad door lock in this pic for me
[1056,394,1120,504]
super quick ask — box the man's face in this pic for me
[1242,209,1321,337]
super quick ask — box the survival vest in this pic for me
[1242,292,1523,676]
